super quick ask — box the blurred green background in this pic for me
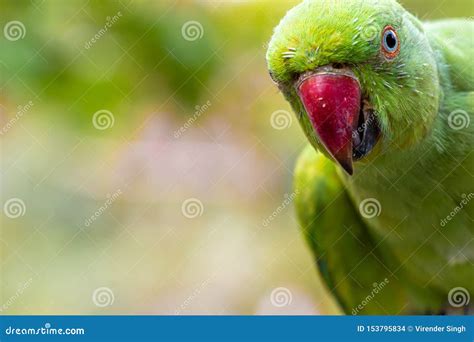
[1,0,472,315]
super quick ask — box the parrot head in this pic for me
[266,0,440,175]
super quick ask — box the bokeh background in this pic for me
[1,0,472,315]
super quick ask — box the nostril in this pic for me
[332,63,344,69]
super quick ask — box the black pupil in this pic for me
[385,32,397,49]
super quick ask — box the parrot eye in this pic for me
[381,26,400,59]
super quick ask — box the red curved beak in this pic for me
[297,69,361,175]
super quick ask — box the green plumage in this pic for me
[267,0,473,314]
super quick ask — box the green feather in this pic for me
[267,0,473,314]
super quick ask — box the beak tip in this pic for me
[339,160,353,176]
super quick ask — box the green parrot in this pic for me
[266,0,473,314]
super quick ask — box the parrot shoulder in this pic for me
[294,146,424,314]
[424,19,474,92]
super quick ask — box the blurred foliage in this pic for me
[2,1,221,131]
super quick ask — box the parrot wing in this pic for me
[294,146,444,314]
